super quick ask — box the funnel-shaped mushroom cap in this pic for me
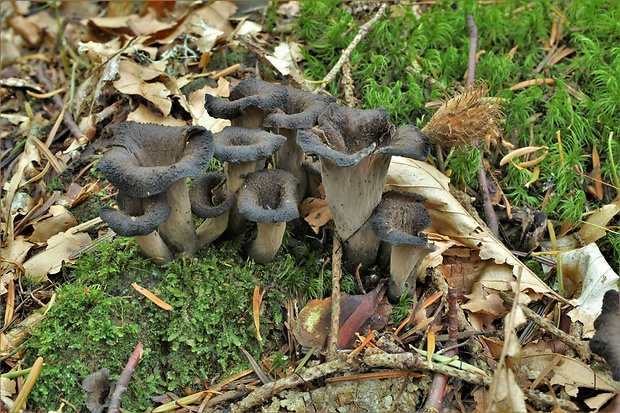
[213,126,286,163]
[369,197,431,245]
[297,103,391,167]
[205,78,287,120]
[189,172,236,218]
[263,87,335,129]
[237,169,300,224]
[590,289,620,381]
[100,193,170,237]
[98,122,214,198]
[379,125,431,161]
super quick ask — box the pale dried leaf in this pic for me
[386,157,560,300]
[521,353,619,394]
[462,283,506,316]
[113,59,172,116]
[564,244,619,337]
[188,79,231,133]
[30,205,78,243]
[299,197,332,234]
[23,231,92,281]
[127,104,187,126]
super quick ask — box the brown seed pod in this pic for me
[422,82,504,150]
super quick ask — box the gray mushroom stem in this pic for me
[132,231,174,264]
[225,161,259,193]
[196,211,230,248]
[321,153,391,270]
[272,128,307,203]
[247,222,287,264]
[158,180,197,257]
[387,243,435,301]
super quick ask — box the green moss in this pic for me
[25,237,319,410]
[295,0,620,266]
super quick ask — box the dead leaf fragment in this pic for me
[23,231,92,281]
[300,197,332,234]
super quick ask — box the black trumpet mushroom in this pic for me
[237,169,299,264]
[98,121,214,259]
[297,103,431,272]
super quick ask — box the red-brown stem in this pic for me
[478,165,500,238]
[108,342,144,413]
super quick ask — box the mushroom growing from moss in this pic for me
[100,193,174,264]
[98,121,214,257]
[237,169,299,264]
[369,194,434,301]
[297,103,431,272]
[205,78,287,129]
[263,87,335,203]
[213,126,287,232]
[189,172,235,249]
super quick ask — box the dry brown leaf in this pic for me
[386,157,561,300]
[127,104,187,126]
[462,283,506,316]
[299,197,332,234]
[563,244,619,337]
[188,78,231,132]
[29,205,78,243]
[521,353,619,394]
[132,282,173,310]
[22,231,92,281]
[113,59,172,116]
[487,283,527,412]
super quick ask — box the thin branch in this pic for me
[327,236,343,360]
[321,4,389,88]
[35,60,84,142]
[466,15,478,89]
[500,292,604,363]
[108,342,143,413]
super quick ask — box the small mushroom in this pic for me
[189,172,236,249]
[213,126,287,232]
[98,121,214,257]
[213,126,287,192]
[297,102,430,272]
[369,195,434,301]
[100,193,174,264]
[237,169,299,264]
[205,78,287,129]
[263,87,335,203]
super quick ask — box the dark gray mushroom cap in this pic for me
[369,197,431,246]
[297,129,376,167]
[590,289,620,381]
[189,172,236,218]
[100,192,170,237]
[205,78,287,120]
[263,87,335,129]
[237,169,300,224]
[213,126,286,162]
[379,124,431,161]
[296,103,391,167]
[98,121,214,198]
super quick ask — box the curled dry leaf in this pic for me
[386,157,561,301]
[563,244,619,337]
[299,197,332,234]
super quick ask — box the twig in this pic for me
[465,15,478,89]
[320,4,389,88]
[108,342,143,413]
[478,165,500,237]
[230,358,356,412]
[465,14,500,238]
[327,236,343,360]
[35,60,85,141]
[500,292,604,363]
[423,289,460,411]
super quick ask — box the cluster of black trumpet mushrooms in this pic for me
[99,79,434,300]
